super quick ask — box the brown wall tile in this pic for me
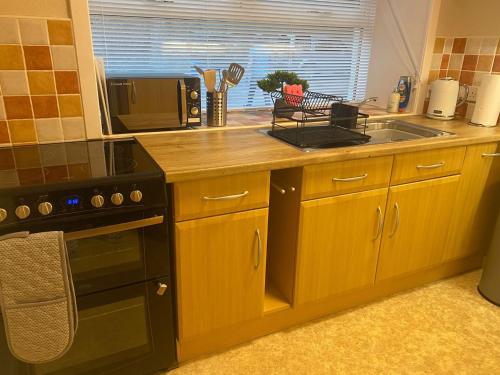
[58,95,82,117]
[0,120,10,143]
[47,20,74,45]
[434,38,445,53]
[476,55,494,72]
[43,165,68,183]
[462,55,478,71]
[17,168,44,185]
[13,147,41,168]
[452,38,467,53]
[439,70,447,78]
[0,149,15,169]
[27,71,56,95]
[23,46,52,70]
[3,96,32,119]
[493,56,500,73]
[68,163,91,180]
[447,69,461,80]
[0,45,25,70]
[459,71,474,85]
[31,95,59,118]
[54,71,79,94]
[440,54,450,69]
[428,70,439,82]
[8,119,37,143]
[497,39,500,54]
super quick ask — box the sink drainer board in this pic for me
[269,90,370,149]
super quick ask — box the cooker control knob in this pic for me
[130,190,143,203]
[91,194,105,208]
[38,202,53,216]
[0,208,7,223]
[190,91,199,100]
[15,205,30,220]
[190,107,199,116]
[111,193,124,206]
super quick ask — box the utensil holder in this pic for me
[207,91,227,127]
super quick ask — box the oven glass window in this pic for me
[34,296,151,375]
[67,229,143,282]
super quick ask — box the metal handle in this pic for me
[482,153,500,158]
[456,84,469,107]
[202,190,249,201]
[157,283,168,296]
[254,228,262,269]
[389,203,400,238]
[373,206,383,241]
[64,216,164,241]
[271,182,296,194]
[131,81,137,104]
[416,162,445,169]
[332,173,368,182]
[179,79,188,126]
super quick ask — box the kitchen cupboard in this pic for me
[295,188,388,304]
[443,143,500,261]
[175,208,268,340]
[376,175,460,281]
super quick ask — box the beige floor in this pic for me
[167,271,500,375]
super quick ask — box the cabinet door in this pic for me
[376,176,459,282]
[443,143,500,261]
[175,208,268,340]
[296,188,388,305]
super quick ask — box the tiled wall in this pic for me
[425,36,500,120]
[0,16,85,147]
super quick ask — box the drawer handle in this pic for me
[373,206,383,241]
[332,173,368,182]
[482,152,500,158]
[202,191,249,201]
[271,182,296,194]
[389,202,400,238]
[254,228,262,269]
[416,162,445,169]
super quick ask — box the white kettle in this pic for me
[427,77,468,120]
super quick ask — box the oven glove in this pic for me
[0,231,78,364]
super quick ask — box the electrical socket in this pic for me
[468,86,478,101]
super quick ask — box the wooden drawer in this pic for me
[391,146,466,185]
[173,171,270,221]
[301,156,393,200]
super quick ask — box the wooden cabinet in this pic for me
[376,175,460,282]
[175,208,268,340]
[295,188,388,304]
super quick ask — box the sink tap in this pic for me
[356,97,378,106]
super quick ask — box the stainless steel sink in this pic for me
[356,120,454,144]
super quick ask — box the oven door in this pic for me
[64,215,169,296]
[107,78,188,133]
[0,277,177,375]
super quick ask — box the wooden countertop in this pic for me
[137,115,500,183]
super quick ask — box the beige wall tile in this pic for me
[8,119,37,144]
[473,71,487,86]
[449,54,464,70]
[0,45,25,70]
[61,117,85,140]
[431,54,442,70]
[19,19,49,45]
[465,38,481,54]
[27,71,56,94]
[0,71,29,95]
[476,55,494,72]
[0,18,20,44]
[443,38,453,54]
[50,46,77,70]
[480,37,499,54]
[35,118,63,142]
[47,20,74,45]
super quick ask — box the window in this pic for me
[89,0,376,109]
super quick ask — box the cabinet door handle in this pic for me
[332,173,368,182]
[481,152,500,158]
[202,191,249,201]
[389,202,400,238]
[373,206,383,241]
[416,161,445,169]
[254,228,262,269]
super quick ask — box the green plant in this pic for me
[257,70,309,93]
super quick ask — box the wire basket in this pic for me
[270,90,343,121]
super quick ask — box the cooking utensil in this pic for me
[218,69,228,92]
[226,63,245,89]
[193,65,204,76]
[204,69,217,92]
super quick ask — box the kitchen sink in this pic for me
[356,120,454,144]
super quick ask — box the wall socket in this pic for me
[468,86,478,102]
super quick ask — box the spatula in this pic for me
[204,69,217,92]
[225,63,245,89]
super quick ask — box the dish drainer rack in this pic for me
[269,90,370,149]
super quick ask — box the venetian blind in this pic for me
[89,0,376,109]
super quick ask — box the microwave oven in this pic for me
[105,74,201,134]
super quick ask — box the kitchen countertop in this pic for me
[137,115,500,183]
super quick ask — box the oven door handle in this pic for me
[179,79,188,126]
[64,216,164,241]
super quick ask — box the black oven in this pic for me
[106,75,201,134]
